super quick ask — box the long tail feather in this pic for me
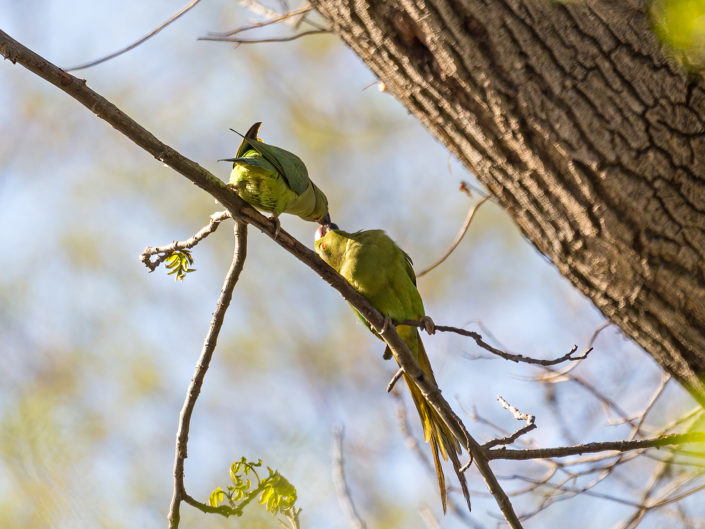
[398,328,470,513]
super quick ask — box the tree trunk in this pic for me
[310,0,705,405]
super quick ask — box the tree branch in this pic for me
[168,221,248,529]
[399,319,591,366]
[141,210,231,271]
[487,432,705,461]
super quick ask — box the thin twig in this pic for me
[0,32,522,528]
[332,426,368,529]
[417,195,489,278]
[208,5,314,37]
[535,365,636,426]
[483,397,537,449]
[399,319,591,366]
[199,29,330,44]
[64,0,202,71]
[168,221,248,529]
[141,211,231,271]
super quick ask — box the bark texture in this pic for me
[310,0,705,404]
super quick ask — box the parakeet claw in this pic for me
[379,315,393,335]
[269,215,281,239]
[421,315,436,335]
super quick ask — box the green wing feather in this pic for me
[235,125,309,195]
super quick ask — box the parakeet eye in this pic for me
[320,243,327,250]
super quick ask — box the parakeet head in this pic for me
[314,222,343,271]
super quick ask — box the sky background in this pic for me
[0,1,702,528]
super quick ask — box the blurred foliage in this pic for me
[651,0,705,67]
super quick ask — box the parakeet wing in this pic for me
[239,137,310,195]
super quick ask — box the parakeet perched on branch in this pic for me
[220,122,330,224]
[314,225,470,513]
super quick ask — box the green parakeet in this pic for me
[220,122,330,224]
[315,225,470,513]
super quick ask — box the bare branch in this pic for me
[168,221,248,528]
[399,319,591,366]
[482,397,537,449]
[487,432,705,461]
[417,195,489,278]
[64,0,202,71]
[331,426,368,529]
[141,211,231,271]
[536,365,636,427]
[208,5,315,37]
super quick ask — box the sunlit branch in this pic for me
[168,221,248,529]
[140,210,231,271]
[487,432,705,461]
[482,397,536,449]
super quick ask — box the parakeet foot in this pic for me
[269,215,281,239]
[378,315,393,335]
[421,315,436,335]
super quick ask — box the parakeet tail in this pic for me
[401,331,471,513]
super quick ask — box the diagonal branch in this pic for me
[0,31,522,529]
[168,221,248,529]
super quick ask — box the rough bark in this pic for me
[310,0,705,405]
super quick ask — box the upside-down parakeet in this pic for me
[220,122,330,223]
[315,225,470,513]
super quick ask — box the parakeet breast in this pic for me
[230,163,297,216]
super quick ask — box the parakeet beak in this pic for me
[317,213,332,225]
[315,224,328,241]
[315,222,339,241]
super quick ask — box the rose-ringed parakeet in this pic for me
[315,225,470,513]
[220,122,330,225]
